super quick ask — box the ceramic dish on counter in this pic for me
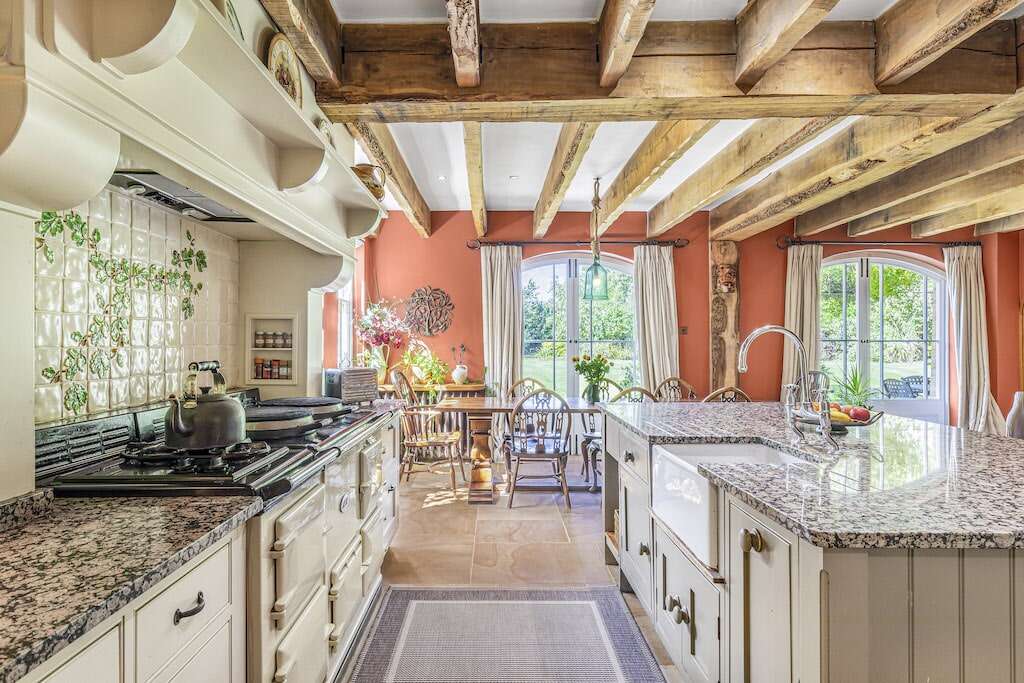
[794,406,884,433]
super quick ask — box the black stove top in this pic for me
[42,396,381,500]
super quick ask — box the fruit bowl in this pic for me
[794,406,884,432]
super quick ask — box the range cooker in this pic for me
[37,389,385,500]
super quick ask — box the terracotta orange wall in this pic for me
[333,211,1023,411]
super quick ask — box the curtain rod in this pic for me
[778,236,981,250]
[467,238,689,250]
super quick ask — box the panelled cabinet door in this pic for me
[728,503,793,683]
[619,466,654,613]
[274,585,330,683]
[43,625,122,683]
[167,622,231,682]
[654,524,720,683]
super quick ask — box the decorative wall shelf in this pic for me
[246,314,299,386]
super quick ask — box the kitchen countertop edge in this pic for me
[1,497,263,683]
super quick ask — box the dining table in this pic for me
[432,395,601,504]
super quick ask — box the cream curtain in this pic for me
[944,246,1005,435]
[634,245,679,391]
[781,244,822,399]
[480,245,523,399]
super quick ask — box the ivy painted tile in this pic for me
[35,348,61,386]
[61,314,87,348]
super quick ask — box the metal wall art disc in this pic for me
[405,286,454,336]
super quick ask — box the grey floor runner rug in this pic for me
[351,586,666,683]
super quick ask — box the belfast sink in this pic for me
[651,443,806,570]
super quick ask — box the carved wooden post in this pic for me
[709,240,740,391]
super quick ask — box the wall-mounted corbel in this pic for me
[278,147,329,194]
[45,0,197,76]
[345,206,386,240]
[0,78,119,210]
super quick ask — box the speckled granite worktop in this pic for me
[0,495,262,682]
[604,402,1024,550]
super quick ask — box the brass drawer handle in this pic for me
[623,451,636,463]
[638,542,650,557]
[739,527,765,553]
[173,591,205,626]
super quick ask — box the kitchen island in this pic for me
[0,495,261,683]
[602,401,1024,683]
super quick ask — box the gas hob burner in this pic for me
[211,441,272,462]
[123,443,193,468]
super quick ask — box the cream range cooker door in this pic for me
[273,585,330,683]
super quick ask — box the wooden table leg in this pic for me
[467,413,495,504]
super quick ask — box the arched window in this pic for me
[521,252,637,397]
[819,252,948,424]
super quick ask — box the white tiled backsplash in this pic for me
[34,187,240,422]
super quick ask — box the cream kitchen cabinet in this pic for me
[24,529,246,683]
[725,499,794,683]
[618,462,654,614]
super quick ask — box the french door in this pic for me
[521,253,637,398]
[819,256,948,424]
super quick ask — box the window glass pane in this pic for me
[925,342,940,399]
[820,340,857,389]
[868,261,882,341]
[522,263,568,394]
[881,264,924,342]
[879,341,925,397]
[820,264,855,341]
[579,267,637,389]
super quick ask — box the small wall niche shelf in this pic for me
[246,313,299,386]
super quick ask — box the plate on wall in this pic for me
[267,33,302,108]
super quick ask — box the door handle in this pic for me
[739,527,765,553]
[739,527,765,682]
[638,542,650,557]
[623,450,635,463]
[173,591,206,625]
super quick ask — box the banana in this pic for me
[830,409,852,424]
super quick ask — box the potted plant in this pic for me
[573,353,612,403]
[356,302,408,382]
[450,344,469,384]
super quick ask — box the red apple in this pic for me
[829,402,841,411]
[849,407,871,422]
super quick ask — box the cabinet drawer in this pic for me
[618,425,649,482]
[43,624,122,683]
[271,484,327,631]
[358,434,385,519]
[654,524,721,683]
[136,543,230,682]
[167,621,231,683]
[323,450,360,567]
[361,508,386,596]
[328,541,363,656]
[619,465,653,614]
[274,585,330,683]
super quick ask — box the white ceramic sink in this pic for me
[651,443,805,570]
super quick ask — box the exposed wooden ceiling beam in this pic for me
[976,211,1024,235]
[734,0,839,91]
[323,21,1014,122]
[647,117,840,236]
[463,122,486,236]
[598,0,658,87]
[875,0,1024,86]
[595,119,715,235]
[848,160,1024,235]
[794,113,1024,236]
[913,186,1024,236]
[533,122,600,238]
[709,116,959,241]
[445,0,481,87]
[347,122,432,238]
[260,0,342,88]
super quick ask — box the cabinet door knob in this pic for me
[623,451,635,463]
[739,527,765,553]
[673,604,690,626]
[638,542,650,557]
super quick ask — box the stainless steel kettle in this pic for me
[165,361,246,450]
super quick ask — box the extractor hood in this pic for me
[109,170,254,222]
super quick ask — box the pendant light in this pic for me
[583,177,609,301]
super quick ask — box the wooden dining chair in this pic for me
[579,378,623,486]
[702,386,752,403]
[390,368,420,406]
[610,386,659,403]
[503,388,573,509]
[398,406,466,493]
[507,377,545,399]
[654,377,698,401]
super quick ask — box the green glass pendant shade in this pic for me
[583,258,609,300]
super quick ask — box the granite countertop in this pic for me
[0,495,262,682]
[603,401,1024,550]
